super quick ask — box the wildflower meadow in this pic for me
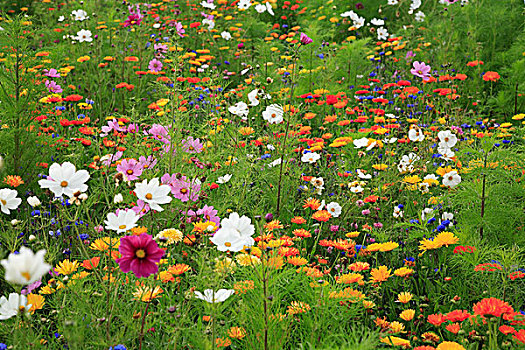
[1,0,525,349]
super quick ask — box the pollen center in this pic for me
[61,181,68,187]
[0,199,6,206]
[135,249,146,258]
[21,271,31,281]
[127,169,133,175]
[145,193,153,200]
[225,242,231,247]
[118,224,127,230]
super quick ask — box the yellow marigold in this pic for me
[130,226,148,235]
[297,266,323,278]
[39,285,56,295]
[379,241,399,252]
[434,231,459,247]
[366,243,382,252]
[55,260,79,275]
[215,257,236,274]
[419,238,442,251]
[390,321,405,333]
[337,273,364,285]
[287,301,311,315]
[239,126,254,136]
[345,231,360,238]
[370,265,391,284]
[436,166,455,176]
[380,336,410,347]
[403,175,422,184]
[133,286,163,302]
[156,228,184,244]
[397,292,413,304]
[236,253,261,266]
[399,309,415,321]
[394,267,414,278]
[436,341,466,350]
[90,237,120,251]
[421,332,440,342]
[27,294,45,314]
[227,327,246,339]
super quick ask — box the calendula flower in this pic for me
[370,265,391,283]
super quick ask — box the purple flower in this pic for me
[45,80,62,93]
[197,205,220,225]
[181,136,204,154]
[148,124,170,143]
[173,21,185,37]
[148,59,163,72]
[161,174,200,202]
[300,32,313,45]
[131,200,151,217]
[138,155,157,171]
[410,61,431,79]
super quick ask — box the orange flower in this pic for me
[82,257,100,270]
[370,265,391,284]
[436,341,465,350]
[445,323,460,334]
[216,338,232,347]
[3,175,24,187]
[292,229,311,238]
[227,327,246,339]
[427,313,447,326]
[483,71,500,82]
[291,216,306,224]
[124,56,139,62]
[473,298,514,318]
[303,197,321,210]
[264,220,283,231]
[312,210,332,222]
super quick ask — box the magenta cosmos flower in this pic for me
[148,58,163,72]
[410,61,431,79]
[116,234,165,278]
[300,32,313,45]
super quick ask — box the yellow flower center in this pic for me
[145,193,153,200]
[135,249,146,258]
[61,181,68,187]
[225,242,231,247]
[0,199,6,206]
[180,188,188,194]
[127,169,133,175]
[21,271,31,281]
[118,224,127,230]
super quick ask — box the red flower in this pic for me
[116,234,165,278]
[499,325,516,335]
[445,309,471,323]
[513,329,525,344]
[483,71,500,82]
[427,313,447,326]
[473,298,514,318]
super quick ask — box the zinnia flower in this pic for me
[116,234,165,278]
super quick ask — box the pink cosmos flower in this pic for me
[197,205,220,225]
[131,199,150,217]
[138,155,158,171]
[171,21,185,37]
[181,136,204,154]
[161,174,200,202]
[116,234,165,278]
[45,80,62,93]
[44,68,60,78]
[410,61,431,79]
[148,124,170,143]
[148,59,163,72]
[117,158,143,181]
[300,32,313,45]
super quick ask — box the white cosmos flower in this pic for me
[27,196,41,208]
[265,2,274,15]
[353,17,366,29]
[0,188,21,214]
[442,171,461,188]
[228,101,249,118]
[255,3,266,13]
[58,15,65,22]
[408,127,425,142]
[0,293,31,320]
[1,247,51,285]
[377,27,389,40]
[73,29,93,42]
[217,174,232,184]
[421,207,434,221]
[353,137,369,149]
[310,177,324,188]
[388,0,399,4]
[268,158,282,168]
[194,289,235,303]
[71,9,88,21]
[248,89,260,106]
[238,0,251,10]
[202,18,215,30]
[438,130,458,148]
[134,178,172,212]
[438,145,455,160]
[210,212,255,251]
[105,210,139,233]
[200,0,216,9]
[370,18,385,26]
[393,206,404,218]
[357,169,372,179]
[262,104,284,124]
[414,11,425,22]
[301,152,320,164]
[326,202,342,217]
[350,185,364,193]
[221,31,232,40]
[38,162,90,198]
